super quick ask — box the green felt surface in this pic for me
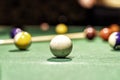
[0,26,120,80]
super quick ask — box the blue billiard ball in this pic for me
[108,32,120,50]
[10,28,22,38]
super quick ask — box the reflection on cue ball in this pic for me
[50,35,73,58]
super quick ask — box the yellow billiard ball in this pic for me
[14,31,32,50]
[55,23,68,34]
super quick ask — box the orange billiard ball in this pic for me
[109,24,120,33]
[99,27,112,41]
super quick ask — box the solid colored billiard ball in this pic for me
[110,24,120,33]
[40,22,49,31]
[14,31,32,50]
[84,26,96,40]
[50,35,72,58]
[10,28,22,38]
[108,32,120,50]
[55,23,68,34]
[99,27,112,41]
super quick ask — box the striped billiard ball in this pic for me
[10,28,22,38]
[14,31,32,50]
[108,32,120,50]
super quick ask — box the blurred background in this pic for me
[0,0,120,26]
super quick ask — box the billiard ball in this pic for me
[40,22,49,31]
[108,32,120,50]
[14,31,32,50]
[99,27,112,41]
[84,26,96,40]
[55,23,68,34]
[50,35,72,58]
[110,24,120,33]
[10,28,22,38]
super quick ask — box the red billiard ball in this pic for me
[109,24,120,33]
[84,26,96,40]
[99,27,112,41]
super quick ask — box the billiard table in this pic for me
[0,25,120,80]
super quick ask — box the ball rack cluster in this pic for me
[0,23,120,58]
[85,24,120,50]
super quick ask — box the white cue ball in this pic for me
[50,35,73,58]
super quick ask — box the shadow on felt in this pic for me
[47,57,72,62]
[111,49,120,52]
[9,49,29,52]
